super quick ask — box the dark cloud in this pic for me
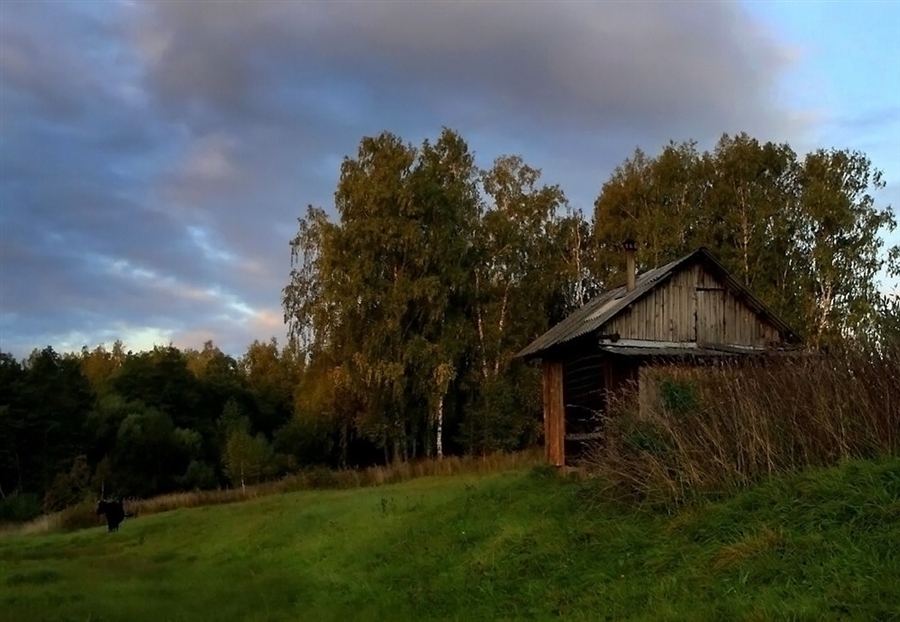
[136,2,792,135]
[1,1,801,357]
[129,1,801,212]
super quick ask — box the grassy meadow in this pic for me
[2,458,900,621]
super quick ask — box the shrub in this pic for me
[658,378,700,417]
[0,494,42,522]
[305,466,340,489]
[222,430,275,489]
[42,455,93,513]
[57,501,102,531]
[459,369,542,454]
[176,460,219,491]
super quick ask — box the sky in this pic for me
[1,1,898,359]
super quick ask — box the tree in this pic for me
[285,129,481,462]
[478,156,598,359]
[17,348,94,494]
[113,408,184,497]
[79,341,126,394]
[400,130,480,459]
[461,155,594,453]
[858,293,900,350]
[284,129,603,461]
[474,155,571,382]
[42,454,92,512]
[222,430,274,490]
[273,413,334,467]
[593,134,897,344]
[0,353,26,496]
[84,393,145,472]
[240,339,298,438]
[593,142,707,284]
[112,346,206,432]
[794,149,896,340]
[184,341,251,452]
[291,350,359,467]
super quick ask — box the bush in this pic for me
[176,460,219,491]
[57,501,102,531]
[222,430,275,488]
[460,369,542,454]
[0,494,42,522]
[305,466,340,489]
[42,455,93,512]
[273,415,334,467]
[658,378,700,417]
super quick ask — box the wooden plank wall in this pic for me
[542,359,565,466]
[605,266,698,342]
[695,268,780,345]
[605,264,781,346]
[697,288,725,343]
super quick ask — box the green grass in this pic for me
[2,459,900,621]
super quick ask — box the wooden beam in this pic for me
[542,359,565,467]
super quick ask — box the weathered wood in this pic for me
[542,359,565,467]
[532,249,798,471]
[697,287,725,344]
[604,262,781,347]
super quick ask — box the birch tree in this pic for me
[475,156,589,382]
[462,157,595,453]
[795,149,895,341]
[284,129,479,460]
[593,134,897,344]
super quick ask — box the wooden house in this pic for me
[518,245,802,466]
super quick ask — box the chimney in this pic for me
[623,238,637,292]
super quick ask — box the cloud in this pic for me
[165,1,803,214]
[134,3,798,142]
[166,132,244,206]
[1,1,802,358]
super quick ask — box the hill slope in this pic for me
[2,459,900,621]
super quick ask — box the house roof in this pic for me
[517,247,801,360]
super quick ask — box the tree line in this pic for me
[0,340,317,520]
[2,129,898,519]
[284,129,898,468]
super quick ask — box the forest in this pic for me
[1,129,898,521]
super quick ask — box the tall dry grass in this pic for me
[8,449,542,535]
[584,342,900,506]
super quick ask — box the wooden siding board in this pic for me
[605,261,785,348]
[608,263,707,343]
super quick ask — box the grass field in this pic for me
[2,458,900,621]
